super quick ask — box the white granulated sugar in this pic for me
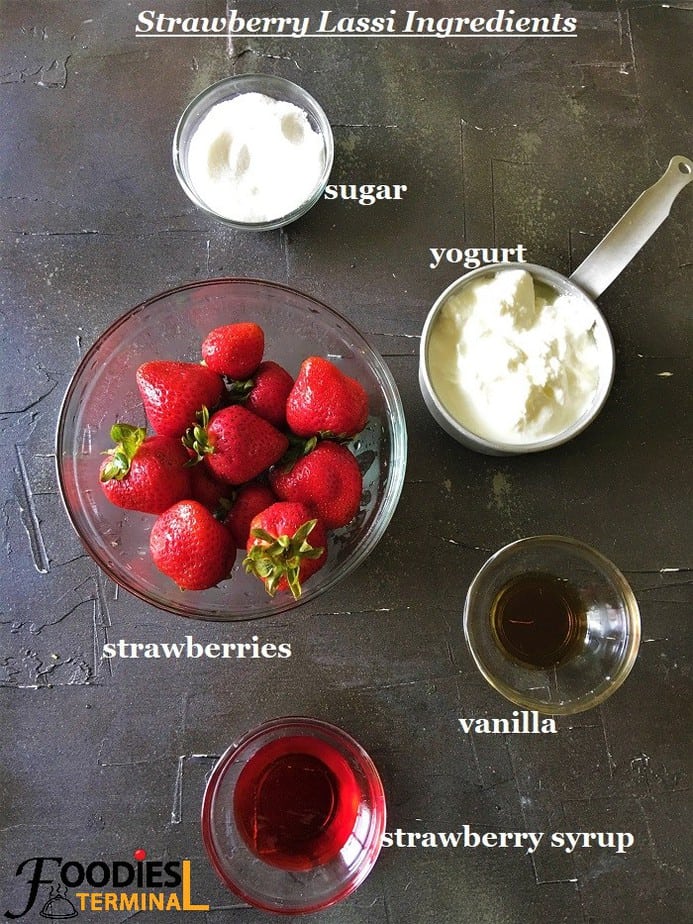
[186,92,325,223]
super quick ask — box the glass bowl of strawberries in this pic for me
[56,279,407,620]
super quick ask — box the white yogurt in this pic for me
[427,269,601,444]
[185,91,325,223]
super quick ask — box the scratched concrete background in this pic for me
[1,0,691,921]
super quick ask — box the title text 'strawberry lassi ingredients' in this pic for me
[185,92,326,224]
[427,269,601,445]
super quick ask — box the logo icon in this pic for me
[5,852,208,918]
[39,886,78,920]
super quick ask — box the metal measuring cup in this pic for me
[419,155,692,455]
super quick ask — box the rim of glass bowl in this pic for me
[463,535,641,715]
[172,74,335,231]
[55,278,408,621]
[419,263,616,455]
[200,716,387,914]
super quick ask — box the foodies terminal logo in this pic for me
[5,850,209,917]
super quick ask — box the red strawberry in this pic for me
[202,322,264,378]
[150,500,235,590]
[244,501,327,599]
[137,361,223,437]
[189,464,234,515]
[184,405,288,486]
[285,356,369,438]
[227,361,294,428]
[224,481,277,548]
[99,423,190,515]
[270,440,362,529]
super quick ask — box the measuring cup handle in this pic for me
[570,155,692,300]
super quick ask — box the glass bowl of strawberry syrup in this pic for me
[202,717,386,914]
[55,278,407,621]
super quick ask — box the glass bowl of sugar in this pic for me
[173,74,334,231]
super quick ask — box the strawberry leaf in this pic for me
[100,424,146,482]
[276,435,318,473]
[224,377,255,403]
[292,518,318,546]
[211,496,233,522]
[182,405,214,463]
[243,518,323,600]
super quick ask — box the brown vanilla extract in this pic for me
[490,572,586,669]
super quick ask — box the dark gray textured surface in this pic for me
[1,2,691,922]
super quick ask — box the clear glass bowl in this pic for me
[173,74,334,231]
[201,717,386,914]
[463,536,641,714]
[56,279,407,621]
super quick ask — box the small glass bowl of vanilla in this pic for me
[463,535,641,715]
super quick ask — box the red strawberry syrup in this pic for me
[233,735,361,872]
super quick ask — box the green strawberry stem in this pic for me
[182,405,213,465]
[100,423,146,481]
[275,431,353,474]
[277,434,318,473]
[224,377,255,403]
[318,430,352,441]
[212,495,233,522]
[243,518,323,600]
